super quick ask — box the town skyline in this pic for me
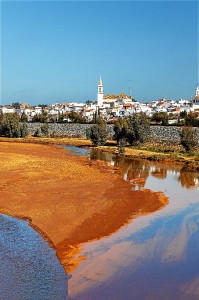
[1,1,198,105]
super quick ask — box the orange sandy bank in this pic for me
[0,142,168,272]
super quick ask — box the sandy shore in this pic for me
[0,141,168,272]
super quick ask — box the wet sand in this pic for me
[0,142,168,271]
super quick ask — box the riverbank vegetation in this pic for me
[85,115,199,169]
[0,135,198,170]
[0,112,198,170]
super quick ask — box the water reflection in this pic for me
[56,188,168,274]
[178,167,199,189]
[68,201,199,300]
[90,149,199,190]
[64,147,199,300]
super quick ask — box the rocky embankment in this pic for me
[27,123,199,146]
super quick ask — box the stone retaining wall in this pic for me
[27,123,199,145]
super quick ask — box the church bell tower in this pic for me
[97,76,104,106]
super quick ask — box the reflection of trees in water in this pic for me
[91,150,154,190]
[178,168,199,189]
[108,156,150,190]
[90,149,199,190]
[151,167,167,179]
[90,149,113,162]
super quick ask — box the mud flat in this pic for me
[0,142,168,271]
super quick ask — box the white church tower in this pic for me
[195,86,199,98]
[97,76,104,106]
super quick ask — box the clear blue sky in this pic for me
[1,1,198,105]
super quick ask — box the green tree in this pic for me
[40,110,48,123]
[113,118,129,153]
[67,111,86,123]
[0,111,3,124]
[113,113,150,153]
[180,126,198,152]
[12,102,20,109]
[0,113,20,137]
[57,111,64,123]
[185,112,199,127]
[180,111,187,118]
[32,114,41,122]
[86,100,93,105]
[20,112,28,122]
[19,122,28,138]
[151,112,168,125]
[127,113,150,145]
[86,117,107,146]
[38,104,48,108]
[41,123,49,136]
[0,112,28,138]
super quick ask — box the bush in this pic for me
[41,123,49,136]
[33,128,41,137]
[113,118,129,153]
[127,113,150,145]
[151,112,168,125]
[0,112,28,138]
[86,118,107,146]
[185,112,199,127]
[113,113,150,153]
[19,122,28,138]
[0,113,20,137]
[180,126,198,152]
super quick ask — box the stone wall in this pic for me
[27,123,92,137]
[150,126,199,144]
[27,123,199,145]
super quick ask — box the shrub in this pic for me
[151,112,168,125]
[180,126,198,152]
[113,113,150,153]
[19,122,28,138]
[185,112,199,127]
[41,123,49,136]
[86,118,107,146]
[127,113,150,145]
[0,113,20,137]
[113,118,129,153]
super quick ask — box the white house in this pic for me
[1,106,16,114]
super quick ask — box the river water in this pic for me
[65,146,199,300]
[0,214,68,300]
[1,146,199,300]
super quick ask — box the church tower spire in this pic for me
[195,86,199,98]
[97,76,104,106]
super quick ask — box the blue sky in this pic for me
[1,1,198,105]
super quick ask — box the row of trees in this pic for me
[151,111,199,126]
[0,112,49,138]
[0,112,28,138]
[20,111,199,126]
[0,111,198,152]
[86,114,198,153]
[86,113,150,153]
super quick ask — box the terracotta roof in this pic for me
[124,103,133,107]
[103,93,131,100]
[103,94,117,99]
